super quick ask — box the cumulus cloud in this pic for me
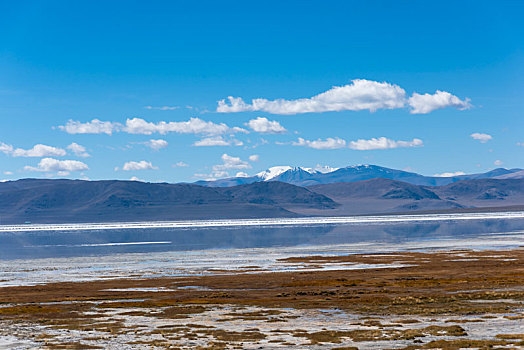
[121,161,158,171]
[217,79,471,115]
[292,137,347,150]
[494,159,503,166]
[249,154,259,162]
[408,91,471,114]
[24,158,88,173]
[470,133,492,143]
[67,143,90,157]
[213,154,251,171]
[171,162,189,168]
[433,171,466,177]
[218,79,406,114]
[144,106,179,110]
[143,139,168,150]
[193,170,230,180]
[0,143,13,155]
[0,142,67,157]
[59,119,121,135]
[348,137,423,150]
[172,161,189,168]
[246,117,287,134]
[195,154,253,180]
[124,117,247,135]
[58,118,248,136]
[3,171,13,175]
[193,136,243,147]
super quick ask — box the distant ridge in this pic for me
[1,169,523,224]
[195,164,523,187]
[0,179,334,224]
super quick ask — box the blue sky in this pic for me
[1,1,523,182]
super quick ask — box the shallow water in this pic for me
[0,212,524,286]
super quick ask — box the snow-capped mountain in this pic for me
[255,166,297,181]
[194,166,331,187]
[194,165,523,188]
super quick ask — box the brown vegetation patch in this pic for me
[0,249,523,348]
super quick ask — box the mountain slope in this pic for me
[219,181,338,209]
[305,178,524,216]
[305,178,462,215]
[309,178,441,200]
[494,170,524,180]
[0,179,334,224]
[432,179,524,204]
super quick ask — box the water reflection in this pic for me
[1,217,524,260]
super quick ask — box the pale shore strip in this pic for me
[1,211,524,233]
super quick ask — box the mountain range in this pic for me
[0,165,523,224]
[195,164,523,187]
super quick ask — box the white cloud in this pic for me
[130,176,145,182]
[3,171,13,175]
[348,137,423,150]
[144,139,168,150]
[217,79,471,115]
[0,142,67,157]
[218,79,407,114]
[121,160,158,171]
[494,159,503,166]
[24,158,89,172]
[144,106,179,110]
[408,91,471,114]
[292,137,347,150]
[246,117,287,134]
[213,154,251,171]
[58,118,248,136]
[59,119,121,135]
[193,136,230,147]
[249,154,259,162]
[193,136,243,147]
[67,143,90,157]
[124,117,247,135]
[235,172,249,177]
[172,161,188,168]
[193,170,230,180]
[433,171,466,177]
[470,133,492,143]
[0,143,13,155]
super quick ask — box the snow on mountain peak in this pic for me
[312,165,340,174]
[255,165,339,181]
[255,166,294,180]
